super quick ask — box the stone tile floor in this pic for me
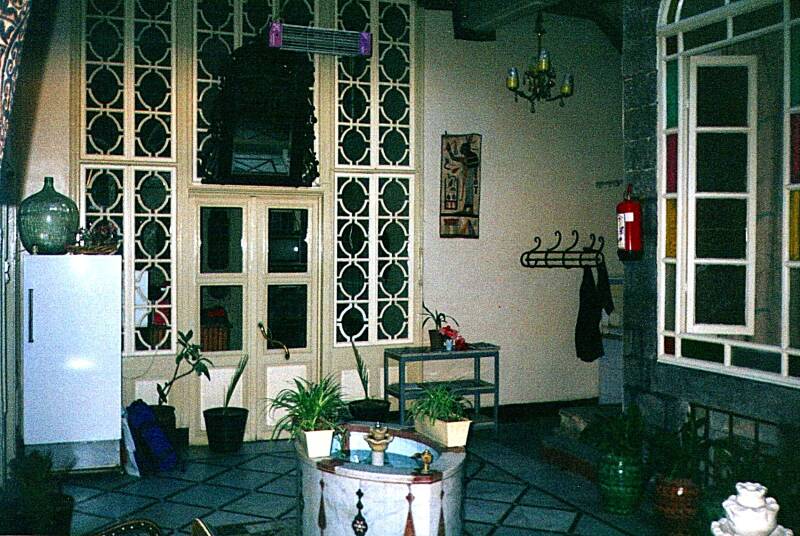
[64,422,660,535]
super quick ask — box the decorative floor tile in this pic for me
[466,479,527,503]
[117,476,194,498]
[207,469,280,490]
[492,527,562,535]
[169,484,247,508]
[517,487,570,509]
[463,521,495,535]
[573,514,631,535]
[66,472,138,491]
[222,492,296,519]
[163,461,229,482]
[256,474,297,497]
[135,502,212,531]
[502,504,576,532]
[472,465,525,484]
[238,455,297,475]
[74,491,156,519]
[63,483,104,503]
[199,510,273,528]
[463,498,512,524]
[69,512,114,536]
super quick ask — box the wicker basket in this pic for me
[66,243,119,255]
[202,325,230,352]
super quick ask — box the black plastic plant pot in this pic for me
[151,404,176,435]
[347,398,391,423]
[203,407,249,453]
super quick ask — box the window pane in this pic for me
[680,0,724,19]
[697,67,748,127]
[684,21,727,50]
[664,336,675,355]
[793,25,800,106]
[268,284,307,349]
[200,285,243,352]
[682,338,724,363]
[667,0,678,23]
[695,265,746,325]
[666,133,677,193]
[731,347,781,374]
[696,134,747,192]
[666,35,678,55]
[696,199,747,259]
[201,207,243,273]
[794,0,800,20]
[733,4,782,36]
[666,199,677,258]
[791,270,800,348]
[792,115,800,184]
[791,192,800,261]
[665,263,676,331]
[790,356,800,378]
[268,208,308,273]
[667,61,678,129]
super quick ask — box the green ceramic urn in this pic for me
[17,176,79,254]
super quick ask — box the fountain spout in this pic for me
[364,423,394,466]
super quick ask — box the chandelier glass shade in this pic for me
[506,12,574,112]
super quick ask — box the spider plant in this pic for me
[421,303,459,330]
[268,375,347,439]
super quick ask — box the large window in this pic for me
[658,0,800,384]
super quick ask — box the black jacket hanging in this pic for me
[575,261,614,362]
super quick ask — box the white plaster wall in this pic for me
[421,11,623,404]
[18,7,71,198]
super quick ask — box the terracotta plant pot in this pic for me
[203,407,249,453]
[347,398,391,423]
[654,477,700,536]
[597,453,644,515]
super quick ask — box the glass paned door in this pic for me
[193,195,320,442]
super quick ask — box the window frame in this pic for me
[657,0,800,386]
[685,54,758,336]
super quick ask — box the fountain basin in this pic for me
[297,423,466,536]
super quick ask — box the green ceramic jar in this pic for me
[598,453,644,515]
[17,176,79,254]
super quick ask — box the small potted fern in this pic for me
[268,375,347,458]
[409,384,472,448]
[346,339,390,422]
[203,353,249,453]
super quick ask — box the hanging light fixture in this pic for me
[505,12,574,113]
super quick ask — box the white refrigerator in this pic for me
[23,255,122,470]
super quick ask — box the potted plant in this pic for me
[154,329,213,443]
[580,405,645,515]
[346,339,391,422]
[408,384,472,447]
[422,303,459,350]
[268,375,347,458]
[649,414,704,534]
[0,451,74,535]
[203,353,250,453]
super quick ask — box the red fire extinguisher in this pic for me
[617,184,642,261]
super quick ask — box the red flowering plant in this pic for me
[439,325,468,351]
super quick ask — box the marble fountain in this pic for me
[295,423,466,536]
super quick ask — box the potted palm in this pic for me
[268,375,347,458]
[155,330,213,445]
[346,339,390,422]
[422,303,458,350]
[580,405,645,515]
[1,451,74,535]
[409,384,472,447]
[203,354,250,453]
[649,414,704,534]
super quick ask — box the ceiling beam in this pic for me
[455,0,561,33]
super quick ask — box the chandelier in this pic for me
[505,12,574,113]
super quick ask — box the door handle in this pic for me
[258,321,291,360]
[27,289,34,343]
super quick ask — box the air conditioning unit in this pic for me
[268,21,372,57]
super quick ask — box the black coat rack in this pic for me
[520,230,605,269]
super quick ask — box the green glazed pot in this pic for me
[597,453,644,515]
[18,176,78,254]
